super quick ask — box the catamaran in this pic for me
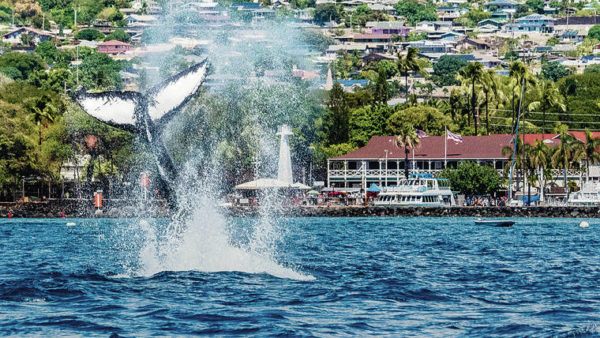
[374,175,456,207]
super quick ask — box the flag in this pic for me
[416,129,428,139]
[447,130,463,143]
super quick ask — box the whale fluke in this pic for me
[74,59,210,207]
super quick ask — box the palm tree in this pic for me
[579,129,600,182]
[509,61,536,129]
[527,80,566,135]
[551,125,581,198]
[481,69,498,133]
[458,62,484,134]
[526,140,550,203]
[523,144,538,206]
[397,47,425,100]
[502,137,525,193]
[24,96,58,146]
[394,124,420,179]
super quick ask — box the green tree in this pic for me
[387,105,452,135]
[584,64,600,73]
[394,123,420,179]
[0,52,45,80]
[349,105,388,146]
[551,124,581,196]
[481,69,498,133]
[105,28,130,42]
[373,65,389,104]
[526,0,545,13]
[78,51,124,90]
[588,24,600,40]
[75,28,105,41]
[314,4,342,25]
[432,55,468,86]
[394,0,437,25]
[541,61,572,82]
[323,82,350,145]
[458,62,484,134]
[439,161,502,195]
[397,47,426,99]
[526,140,550,202]
[578,129,600,181]
[527,80,566,134]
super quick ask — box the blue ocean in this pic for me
[1,216,599,336]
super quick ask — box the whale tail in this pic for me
[74,60,210,130]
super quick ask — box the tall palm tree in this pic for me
[397,47,425,100]
[523,144,538,206]
[503,137,525,193]
[458,62,484,134]
[509,61,536,129]
[527,80,566,135]
[481,69,498,133]
[579,129,600,182]
[551,125,581,198]
[394,124,420,179]
[527,140,550,203]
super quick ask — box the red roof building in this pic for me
[97,40,131,55]
[327,133,593,189]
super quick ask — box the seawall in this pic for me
[2,201,600,218]
[225,206,600,218]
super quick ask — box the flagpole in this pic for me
[444,127,448,169]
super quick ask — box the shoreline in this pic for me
[2,201,600,218]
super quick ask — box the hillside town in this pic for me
[2,0,600,210]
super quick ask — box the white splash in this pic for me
[136,198,314,282]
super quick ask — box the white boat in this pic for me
[374,176,456,207]
[567,182,600,206]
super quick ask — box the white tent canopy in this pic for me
[235,179,312,190]
[235,178,291,190]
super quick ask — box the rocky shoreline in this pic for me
[224,206,600,218]
[2,201,600,218]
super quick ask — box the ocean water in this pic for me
[0,217,599,336]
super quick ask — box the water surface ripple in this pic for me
[1,217,599,336]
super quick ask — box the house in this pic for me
[477,24,501,33]
[366,21,410,37]
[478,19,505,28]
[437,6,467,21]
[439,31,465,41]
[456,37,492,51]
[97,40,132,54]
[337,79,369,92]
[326,133,599,189]
[484,0,518,13]
[416,21,453,32]
[507,14,555,33]
[125,14,158,25]
[405,40,454,53]
[352,33,393,44]
[491,10,511,21]
[2,27,55,46]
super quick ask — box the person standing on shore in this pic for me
[7,210,13,219]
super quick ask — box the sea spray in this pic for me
[107,12,321,281]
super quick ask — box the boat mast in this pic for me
[508,77,526,202]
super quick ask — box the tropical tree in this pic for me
[551,125,582,198]
[394,123,420,179]
[526,140,550,202]
[458,62,484,134]
[397,47,426,100]
[578,129,600,182]
[509,61,536,128]
[527,80,566,134]
[480,69,498,133]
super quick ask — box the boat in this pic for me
[567,182,600,206]
[373,175,456,207]
[474,219,515,227]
